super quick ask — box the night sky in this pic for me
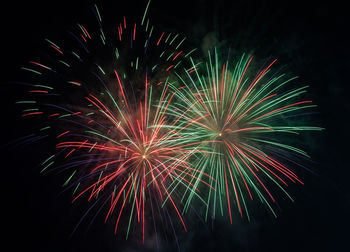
[2,0,349,251]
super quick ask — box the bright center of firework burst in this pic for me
[218,132,222,137]
[142,154,147,159]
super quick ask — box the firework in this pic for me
[168,49,322,222]
[56,75,206,242]
[14,0,201,243]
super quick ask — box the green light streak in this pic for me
[21,67,41,75]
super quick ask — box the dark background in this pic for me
[2,0,349,251]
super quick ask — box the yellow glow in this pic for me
[142,155,147,159]
[218,132,222,136]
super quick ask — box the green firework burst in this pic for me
[167,48,323,222]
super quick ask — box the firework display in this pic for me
[11,0,322,247]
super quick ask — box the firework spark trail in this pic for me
[168,49,323,222]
